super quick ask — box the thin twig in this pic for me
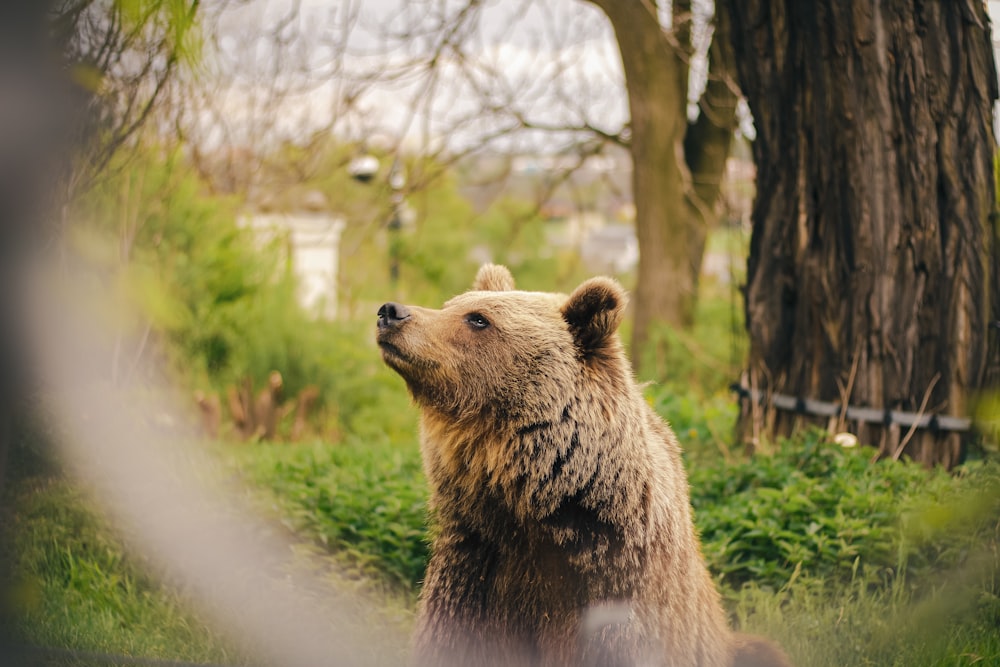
[891,373,941,460]
[836,339,862,433]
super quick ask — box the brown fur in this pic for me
[376,264,792,667]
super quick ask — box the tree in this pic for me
[328,0,740,374]
[52,0,200,199]
[172,0,348,197]
[719,0,1000,467]
[584,0,739,370]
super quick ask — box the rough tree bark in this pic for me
[720,0,1000,466]
[586,1,738,371]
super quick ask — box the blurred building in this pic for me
[580,224,639,274]
[239,191,346,320]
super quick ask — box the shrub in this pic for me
[688,430,1000,594]
[634,289,747,393]
[233,438,429,592]
[236,421,999,612]
[73,146,430,441]
[646,385,739,463]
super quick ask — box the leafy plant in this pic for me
[646,385,739,462]
[688,430,1000,595]
[232,438,429,591]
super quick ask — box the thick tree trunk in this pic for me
[591,0,690,366]
[588,1,737,375]
[721,0,999,467]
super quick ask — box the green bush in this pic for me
[236,421,999,613]
[72,145,435,440]
[688,430,1000,595]
[635,289,747,393]
[233,438,428,591]
[646,384,739,462]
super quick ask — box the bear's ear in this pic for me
[562,277,627,353]
[473,264,516,291]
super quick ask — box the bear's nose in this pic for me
[377,302,411,329]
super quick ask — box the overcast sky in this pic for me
[196,0,670,154]
[197,0,1000,154]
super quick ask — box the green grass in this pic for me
[689,431,1000,593]
[732,557,1000,667]
[226,437,428,594]
[9,213,998,664]
[221,428,1000,667]
[6,475,249,665]
[9,410,999,667]
[229,430,999,667]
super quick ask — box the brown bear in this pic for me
[376,264,791,667]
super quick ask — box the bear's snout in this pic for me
[377,302,411,330]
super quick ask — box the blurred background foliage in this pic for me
[65,138,613,441]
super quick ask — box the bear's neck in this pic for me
[419,392,650,555]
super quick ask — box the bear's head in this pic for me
[376,264,628,426]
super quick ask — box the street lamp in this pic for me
[347,153,379,183]
[386,159,406,285]
[349,150,407,286]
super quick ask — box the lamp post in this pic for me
[386,159,405,285]
[349,151,407,287]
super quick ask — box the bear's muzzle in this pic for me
[377,302,411,330]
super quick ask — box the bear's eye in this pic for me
[465,313,490,330]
